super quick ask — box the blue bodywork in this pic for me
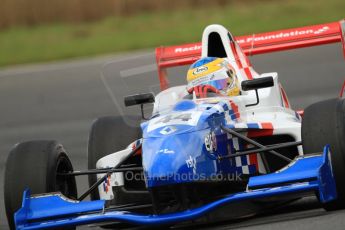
[141,100,255,188]
[14,145,337,229]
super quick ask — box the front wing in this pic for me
[14,146,336,229]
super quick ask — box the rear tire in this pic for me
[87,115,141,201]
[302,98,345,210]
[4,140,77,230]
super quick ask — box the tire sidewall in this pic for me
[4,140,76,229]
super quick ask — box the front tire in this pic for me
[87,115,141,201]
[4,140,77,229]
[302,98,345,210]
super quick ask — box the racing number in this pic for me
[155,113,192,124]
[175,113,192,121]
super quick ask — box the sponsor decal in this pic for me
[160,126,177,135]
[156,148,175,154]
[186,155,197,174]
[188,75,213,88]
[175,45,202,53]
[205,131,217,153]
[193,66,208,75]
[148,111,202,132]
[237,26,330,44]
[103,175,111,193]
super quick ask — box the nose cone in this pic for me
[141,100,228,188]
[142,129,217,188]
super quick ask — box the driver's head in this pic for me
[186,57,240,97]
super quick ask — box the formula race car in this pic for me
[4,19,345,229]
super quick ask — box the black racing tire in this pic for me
[87,115,141,201]
[302,98,345,210]
[4,140,77,230]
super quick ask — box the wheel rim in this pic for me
[55,155,78,199]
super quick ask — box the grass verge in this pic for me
[0,0,344,67]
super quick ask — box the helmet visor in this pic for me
[200,78,229,90]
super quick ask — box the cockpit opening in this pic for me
[207,32,227,58]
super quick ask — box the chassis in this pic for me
[4,19,345,229]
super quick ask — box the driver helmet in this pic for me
[186,57,240,97]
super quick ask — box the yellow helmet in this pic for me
[187,57,240,97]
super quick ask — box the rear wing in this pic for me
[156,19,345,90]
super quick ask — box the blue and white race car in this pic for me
[4,19,345,229]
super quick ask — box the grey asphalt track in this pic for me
[1,43,345,229]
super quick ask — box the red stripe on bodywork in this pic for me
[235,43,252,68]
[243,67,253,80]
[249,153,259,173]
[230,43,243,69]
[261,122,274,130]
[229,100,240,119]
[230,42,254,80]
[280,85,290,108]
[247,122,273,172]
[244,144,259,173]
[247,122,273,138]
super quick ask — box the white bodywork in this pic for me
[152,72,301,148]
[96,142,137,200]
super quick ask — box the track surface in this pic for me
[1,44,345,229]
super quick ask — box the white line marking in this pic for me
[0,51,154,77]
[120,64,157,78]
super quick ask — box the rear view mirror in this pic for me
[124,93,155,107]
[241,77,274,91]
[241,77,274,107]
